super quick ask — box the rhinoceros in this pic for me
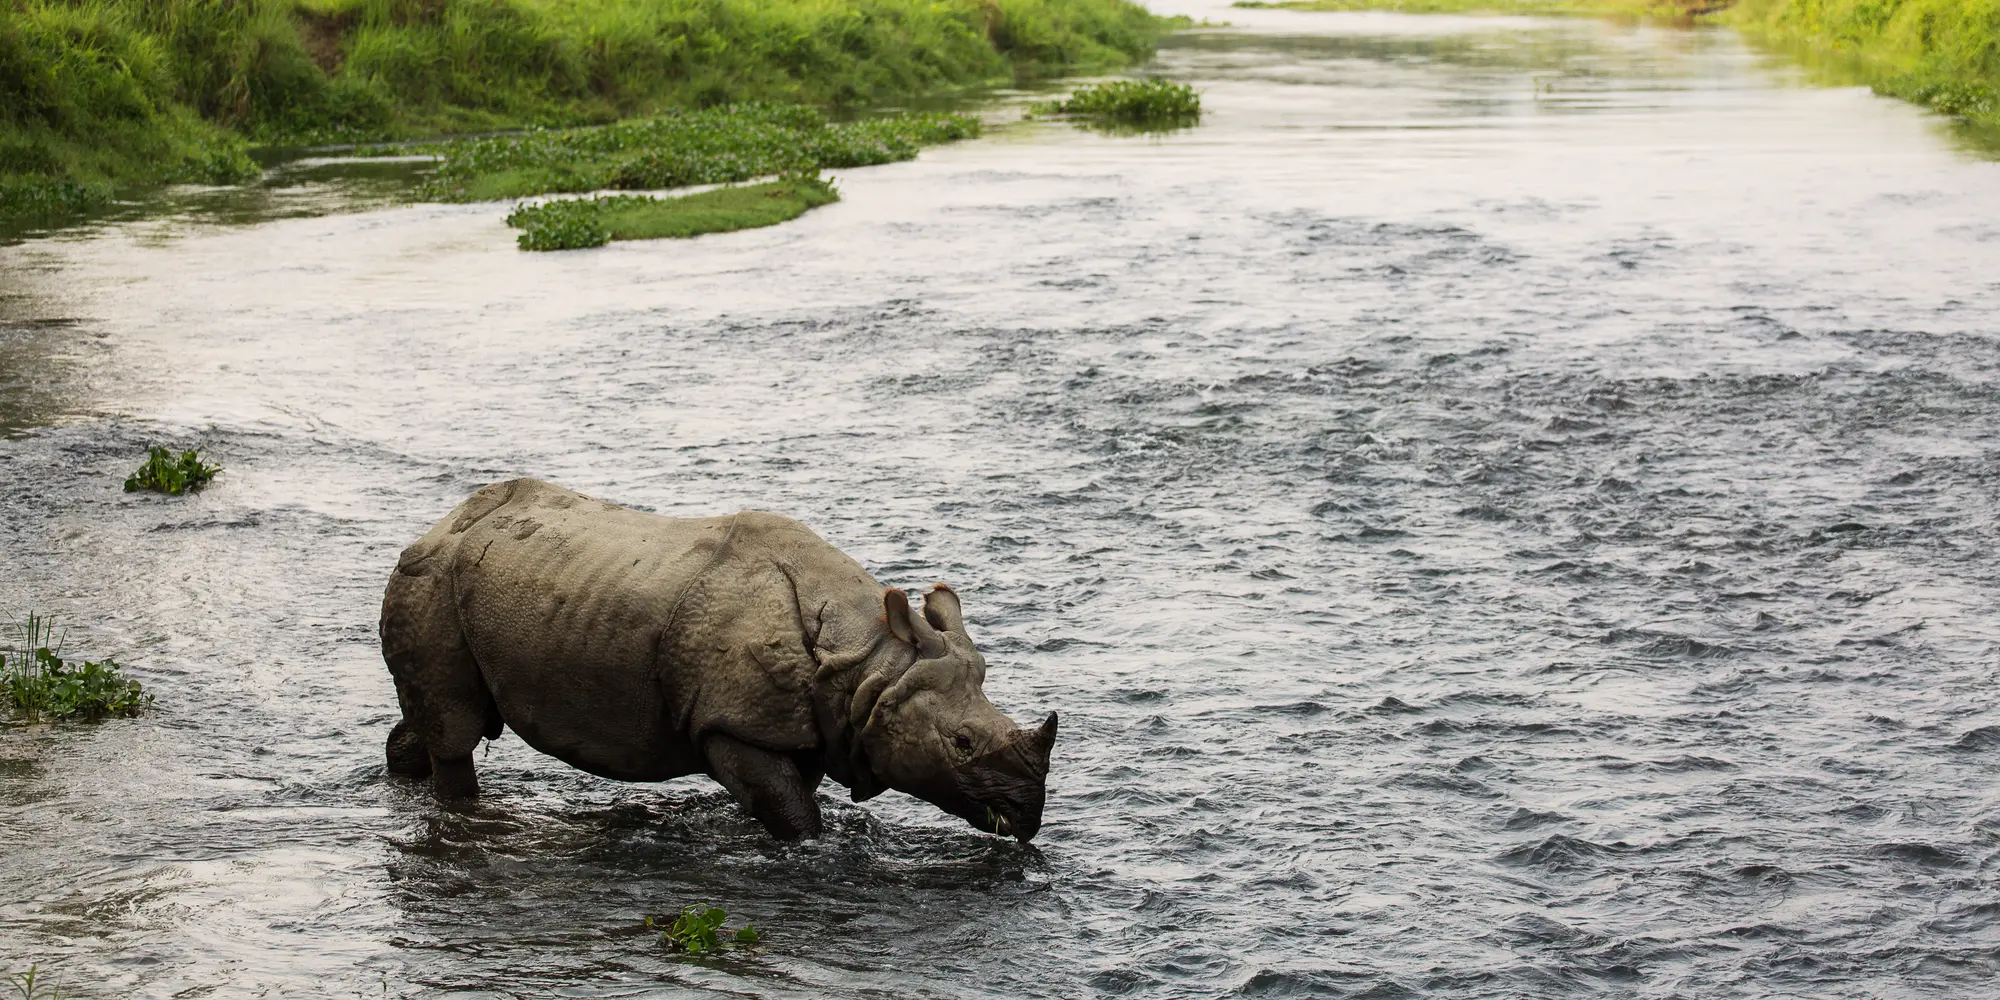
[378,478,1056,841]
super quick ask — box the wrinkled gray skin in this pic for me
[379,478,1056,842]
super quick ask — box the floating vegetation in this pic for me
[646,904,760,956]
[2,613,152,724]
[0,180,112,224]
[507,175,840,250]
[422,105,978,203]
[124,445,221,495]
[1029,79,1202,127]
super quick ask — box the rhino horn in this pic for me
[1019,712,1057,777]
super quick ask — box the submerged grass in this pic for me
[2,612,153,724]
[506,175,840,249]
[124,445,221,495]
[1,0,1180,215]
[423,103,976,201]
[7,965,62,1000]
[1030,78,1202,126]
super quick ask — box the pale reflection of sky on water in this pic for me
[2,4,1998,998]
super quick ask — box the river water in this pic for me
[3,4,1999,997]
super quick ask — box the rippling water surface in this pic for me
[4,4,1999,997]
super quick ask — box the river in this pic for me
[2,3,1998,997]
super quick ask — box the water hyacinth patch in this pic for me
[646,904,760,956]
[1030,78,1202,127]
[421,104,978,203]
[2,612,152,723]
[124,445,221,495]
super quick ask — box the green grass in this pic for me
[2,612,153,724]
[0,0,1180,218]
[1030,77,1202,125]
[646,904,760,956]
[1728,0,2000,129]
[506,175,841,249]
[124,445,222,495]
[420,103,977,202]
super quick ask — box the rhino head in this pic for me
[851,584,1057,842]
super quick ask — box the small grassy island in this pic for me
[0,0,1184,227]
[506,176,840,250]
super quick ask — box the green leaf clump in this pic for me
[646,904,760,956]
[2,613,152,724]
[123,445,220,495]
[1030,78,1202,127]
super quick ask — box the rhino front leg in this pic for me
[705,734,823,840]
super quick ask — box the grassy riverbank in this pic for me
[0,0,1177,217]
[1727,0,2000,129]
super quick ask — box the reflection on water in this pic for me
[2,4,1999,998]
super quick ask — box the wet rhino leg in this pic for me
[705,734,823,840]
[381,552,501,800]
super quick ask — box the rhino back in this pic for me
[445,480,735,780]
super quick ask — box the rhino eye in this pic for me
[953,734,973,753]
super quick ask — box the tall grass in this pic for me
[1729,0,2000,126]
[0,0,1178,215]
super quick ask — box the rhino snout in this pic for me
[952,712,1057,842]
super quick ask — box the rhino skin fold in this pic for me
[379,478,1057,841]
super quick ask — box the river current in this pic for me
[3,4,1998,997]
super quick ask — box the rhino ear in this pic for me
[883,588,946,658]
[883,588,918,645]
[922,583,963,634]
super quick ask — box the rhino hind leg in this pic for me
[705,734,823,840]
[381,551,501,801]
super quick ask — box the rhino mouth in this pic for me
[931,712,1055,843]
[973,801,1041,843]
[950,745,1049,843]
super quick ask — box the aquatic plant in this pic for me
[0,179,112,223]
[123,445,221,495]
[646,904,760,955]
[1,612,152,724]
[423,104,976,203]
[507,175,839,250]
[1030,78,1202,126]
